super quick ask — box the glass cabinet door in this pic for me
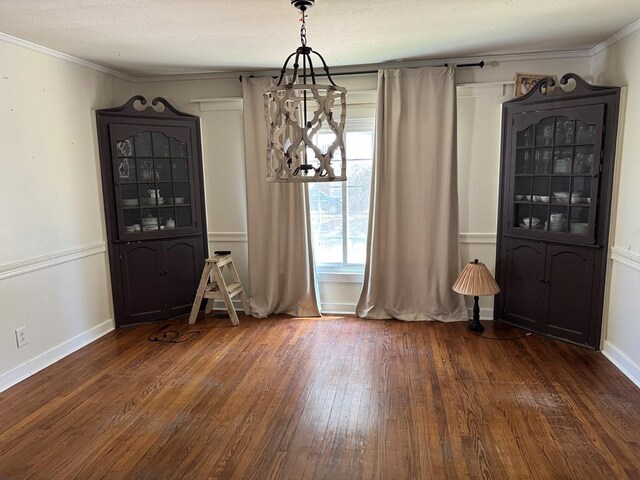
[508,104,604,244]
[110,125,197,239]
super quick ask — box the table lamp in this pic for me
[452,259,501,332]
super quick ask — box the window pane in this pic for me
[309,121,374,268]
[347,160,372,264]
[309,183,343,264]
[347,132,373,159]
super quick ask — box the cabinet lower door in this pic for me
[162,237,203,317]
[543,245,594,344]
[504,239,546,328]
[119,242,164,325]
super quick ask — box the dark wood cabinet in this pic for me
[502,239,595,344]
[495,74,620,348]
[118,242,164,324]
[97,96,208,327]
[503,238,546,329]
[543,244,594,344]
[162,238,204,317]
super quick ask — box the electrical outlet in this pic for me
[15,326,28,348]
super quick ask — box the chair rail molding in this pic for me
[208,232,249,243]
[610,246,640,272]
[207,232,496,245]
[0,242,107,281]
[459,233,498,244]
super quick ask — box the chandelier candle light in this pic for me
[452,259,501,332]
[264,0,347,183]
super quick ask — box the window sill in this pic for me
[317,268,364,284]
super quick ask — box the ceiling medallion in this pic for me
[264,0,347,183]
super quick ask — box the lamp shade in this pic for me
[452,259,500,296]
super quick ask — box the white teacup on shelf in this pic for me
[522,217,540,226]
[570,191,584,202]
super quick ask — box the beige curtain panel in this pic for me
[356,66,467,321]
[242,76,321,318]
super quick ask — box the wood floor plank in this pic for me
[0,317,638,480]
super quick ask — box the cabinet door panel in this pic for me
[162,237,203,317]
[119,242,164,325]
[544,245,594,344]
[504,239,546,328]
[109,123,199,240]
[508,104,605,244]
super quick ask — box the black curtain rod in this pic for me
[239,60,484,82]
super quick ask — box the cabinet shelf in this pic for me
[513,201,591,207]
[515,142,596,149]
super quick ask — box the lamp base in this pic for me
[468,295,485,332]
[468,319,485,332]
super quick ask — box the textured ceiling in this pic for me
[1,0,639,76]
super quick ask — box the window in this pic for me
[308,117,375,270]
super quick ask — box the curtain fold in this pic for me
[356,66,467,322]
[242,77,321,318]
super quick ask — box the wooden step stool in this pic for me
[188,254,249,326]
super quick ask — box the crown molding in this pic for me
[130,71,248,83]
[130,50,594,84]
[3,18,639,84]
[590,18,640,56]
[192,97,244,112]
[0,31,132,81]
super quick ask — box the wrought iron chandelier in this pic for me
[264,0,347,183]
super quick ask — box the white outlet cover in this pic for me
[15,326,28,348]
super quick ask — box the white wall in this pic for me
[131,78,249,294]
[455,56,592,317]
[592,26,640,386]
[135,57,593,317]
[0,39,133,390]
[3,27,637,390]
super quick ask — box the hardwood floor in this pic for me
[0,316,638,479]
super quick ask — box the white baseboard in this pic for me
[210,303,494,319]
[319,304,493,318]
[602,341,640,388]
[0,319,114,393]
[208,301,357,316]
[320,302,357,315]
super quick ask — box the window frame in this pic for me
[311,100,376,275]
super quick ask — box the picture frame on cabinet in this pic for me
[514,73,556,97]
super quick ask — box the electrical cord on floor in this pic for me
[148,322,201,344]
[473,331,532,341]
[471,322,532,341]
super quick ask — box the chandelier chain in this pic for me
[300,11,307,46]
